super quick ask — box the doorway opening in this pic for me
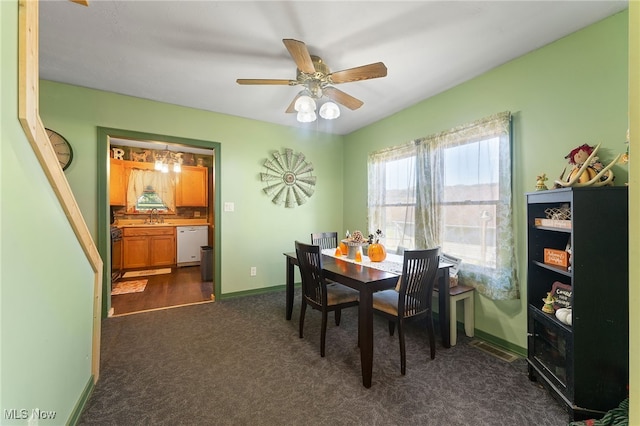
[98,127,222,318]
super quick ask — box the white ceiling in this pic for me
[39,0,627,136]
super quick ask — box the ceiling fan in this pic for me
[236,39,387,121]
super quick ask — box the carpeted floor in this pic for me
[79,290,569,425]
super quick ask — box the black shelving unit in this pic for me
[526,187,628,421]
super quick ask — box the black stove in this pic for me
[110,226,123,241]
[111,226,123,283]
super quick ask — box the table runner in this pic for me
[321,248,403,275]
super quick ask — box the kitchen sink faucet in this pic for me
[146,208,163,224]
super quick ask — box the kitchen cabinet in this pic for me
[150,234,176,266]
[176,166,208,207]
[123,227,176,269]
[109,158,126,206]
[526,187,628,421]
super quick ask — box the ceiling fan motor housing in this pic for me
[297,55,330,93]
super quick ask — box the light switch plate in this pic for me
[224,202,235,212]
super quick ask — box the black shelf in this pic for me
[534,225,572,234]
[532,261,572,278]
[526,187,628,422]
[529,305,572,334]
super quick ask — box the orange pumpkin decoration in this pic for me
[339,242,348,256]
[368,243,387,262]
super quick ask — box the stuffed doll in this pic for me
[554,143,618,188]
[564,144,605,184]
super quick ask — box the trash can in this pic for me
[200,246,213,282]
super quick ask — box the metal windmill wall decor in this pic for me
[260,148,316,208]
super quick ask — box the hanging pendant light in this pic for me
[154,145,181,173]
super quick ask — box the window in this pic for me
[440,137,499,268]
[368,143,417,252]
[135,186,169,211]
[127,169,175,213]
[368,112,518,300]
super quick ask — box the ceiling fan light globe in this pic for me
[319,102,340,120]
[297,110,317,123]
[294,95,316,113]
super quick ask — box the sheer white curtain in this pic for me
[368,142,417,252]
[368,112,518,300]
[126,169,175,212]
[415,112,518,300]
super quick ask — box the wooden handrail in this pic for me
[17,0,104,382]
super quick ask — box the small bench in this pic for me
[448,285,475,346]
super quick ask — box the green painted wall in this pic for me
[2,1,634,422]
[1,1,95,423]
[343,10,629,350]
[39,81,345,298]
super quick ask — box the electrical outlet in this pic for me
[250,267,257,276]
[224,202,235,212]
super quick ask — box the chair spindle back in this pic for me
[310,232,339,251]
[295,241,326,308]
[398,248,440,318]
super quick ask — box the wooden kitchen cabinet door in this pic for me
[176,166,208,207]
[109,158,126,206]
[123,236,150,269]
[149,235,176,266]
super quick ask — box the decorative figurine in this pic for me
[535,173,549,191]
[620,129,629,186]
[554,143,619,188]
[542,292,556,314]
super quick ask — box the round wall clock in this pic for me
[260,148,316,208]
[46,128,74,171]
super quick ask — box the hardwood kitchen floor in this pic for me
[111,266,214,316]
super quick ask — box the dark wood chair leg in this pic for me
[398,319,406,375]
[426,315,436,360]
[320,310,328,357]
[335,309,342,326]
[299,301,307,338]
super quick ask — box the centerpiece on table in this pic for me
[341,230,368,260]
[367,229,386,262]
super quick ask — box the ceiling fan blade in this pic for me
[70,0,89,5]
[236,79,295,85]
[285,94,301,113]
[323,87,364,110]
[282,39,316,74]
[329,62,387,84]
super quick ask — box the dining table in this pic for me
[283,250,452,388]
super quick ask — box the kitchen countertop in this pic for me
[115,219,210,228]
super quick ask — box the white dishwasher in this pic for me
[176,226,209,267]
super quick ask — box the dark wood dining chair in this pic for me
[372,247,441,374]
[310,232,339,251]
[310,231,345,325]
[295,241,359,357]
